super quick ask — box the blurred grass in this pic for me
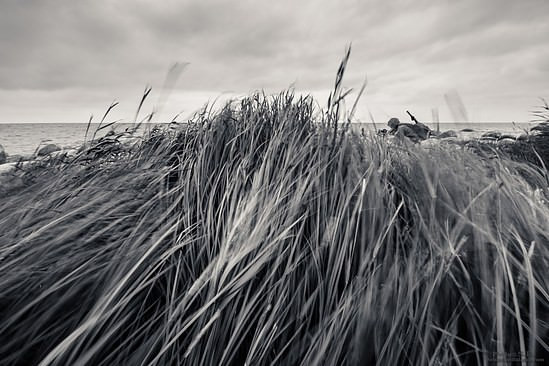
[1,56,549,365]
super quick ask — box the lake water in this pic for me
[0,121,533,157]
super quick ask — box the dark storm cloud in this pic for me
[0,0,548,122]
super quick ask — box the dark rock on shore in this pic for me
[480,131,502,140]
[460,128,475,132]
[467,121,549,170]
[37,144,61,156]
[0,144,6,164]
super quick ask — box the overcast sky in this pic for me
[1,0,548,124]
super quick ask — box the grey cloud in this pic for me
[0,0,547,123]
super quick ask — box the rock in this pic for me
[437,130,458,139]
[0,144,6,164]
[531,122,549,132]
[0,162,17,175]
[481,131,502,140]
[58,148,77,157]
[6,154,31,163]
[37,143,61,156]
[119,136,141,147]
[460,128,475,132]
[497,134,518,141]
[516,134,529,141]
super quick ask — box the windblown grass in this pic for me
[1,45,549,364]
[1,90,548,365]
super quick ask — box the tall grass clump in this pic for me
[1,59,549,365]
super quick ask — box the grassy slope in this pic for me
[0,92,549,365]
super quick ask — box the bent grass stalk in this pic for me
[1,86,548,364]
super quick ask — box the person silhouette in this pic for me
[387,117,431,142]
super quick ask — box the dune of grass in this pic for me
[1,89,548,365]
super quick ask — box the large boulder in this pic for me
[37,143,61,156]
[0,144,6,164]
